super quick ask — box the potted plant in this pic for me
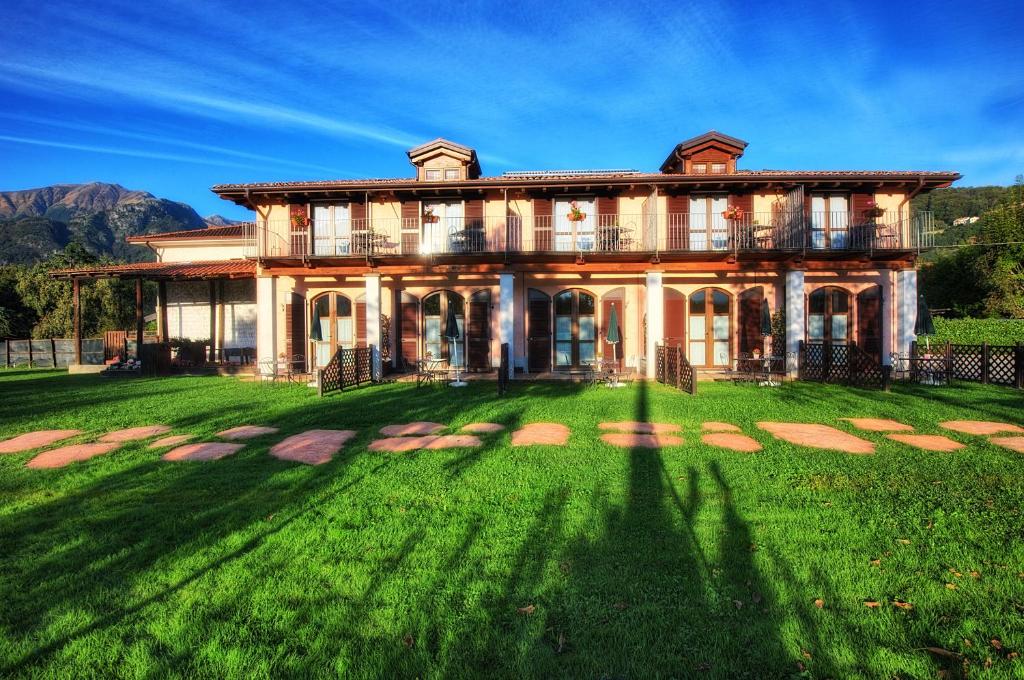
[291,213,308,229]
[567,201,586,222]
[864,200,885,219]
[722,205,745,220]
[422,207,438,223]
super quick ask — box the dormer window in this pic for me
[693,163,707,174]
[444,168,459,180]
[425,169,441,181]
[710,162,726,174]
[407,138,482,181]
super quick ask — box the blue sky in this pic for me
[1,0,1021,219]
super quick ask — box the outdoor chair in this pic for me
[257,359,280,385]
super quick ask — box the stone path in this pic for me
[990,436,1024,453]
[368,434,481,452]
[460,423,505,433]
[842,418,914,432]
[26,442,120,469]
[599,421,681,434]
[216,425,280,440]
[600,433,684,448]
[886,434,965,452]
[163,443,244,462]
[270,430,356,465]
[149,434,193,449]
[940,420,1024,436]
[511,423,570,446]
[99,425,172,442]
[702,422,741,433]
[0,430,82,454]
[380,422,446,436]
[757,422,875,454]
[701,432,763,453]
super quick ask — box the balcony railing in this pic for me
[242,211,933,259]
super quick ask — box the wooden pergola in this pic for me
[51,260,256,364]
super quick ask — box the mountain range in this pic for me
[0,182,245,265]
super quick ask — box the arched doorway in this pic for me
[467,289,491,371]
[601,288,625,371]
[808,287,851,345]
[554,288,596,369]
[310,292,355,368]
[738,287,765,355]
[689,288,731,368]
[857,285,883,359]
[664,287,686,350]
[422,290,465,363]
[527,289,551,372]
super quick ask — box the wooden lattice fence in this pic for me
[655,344,696,395]
[914,341,1023,389]
[799,341,888,389]
[318,345,375,396]
[2,338,104,368]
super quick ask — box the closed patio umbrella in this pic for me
[310,300,323,342]
[606,303,623,387]
[445,302,467,387]
[760,298,772,337]
[916,292,936,352]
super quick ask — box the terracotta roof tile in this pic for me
[126,223,250,242]
[52,260,255,280]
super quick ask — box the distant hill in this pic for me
[204,214,245,226]
[0,182,207,264]
[912,185,1016,245]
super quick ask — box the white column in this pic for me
[365,274,382,379]
[256,276,276,366]
[499,272,515,379]
[785,269,805,377]
[645,271,664,378]
[897,268,918,357]
[881,270,894,365]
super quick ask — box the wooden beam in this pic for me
[72,278,81,365]
[157,281,168,342]
[208,280,217,362]
[135,278,144,361]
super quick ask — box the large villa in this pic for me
[58,131,959,379]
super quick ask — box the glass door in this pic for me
[689,196,728,250]
[553,289,596,368]
[811,195,849,249]
[421,200,463,254]
[313,204,351,255]
[688,288,731,368]
[554,199,596,252]
[311,293,354,368]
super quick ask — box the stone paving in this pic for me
[216,425,280,440]
[460,423,505,433]
[149,434,194,449]
[510,423,570,446]
[757,422,876,454]
[940,420,1024,435]
[163,443,245,462]
[701,432,763,452]
[841,418,914,432]
[702,422,741,433]
[26,442,120,469]
[598,421,681,434]
[600,433,684,448]
[989,436,1024,453]
[886,434,965,452]
[380,422,446,436]
[0,430,82,454]
[99,425,172,442]
[269,430,357,465]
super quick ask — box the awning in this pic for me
[51,260,256,281]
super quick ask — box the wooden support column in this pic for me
[135,278,144,360]
[72,278,82,365]
[217,279,226,361]
[156,281,168,342]
[209,279,217,362]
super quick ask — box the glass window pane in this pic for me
[336,295,351,317]
[448,293,464,315]
[578,292,595,315]
[579,316,595,341]
[316,342,331,368]
[809,290,826,314]
[832,314,848,343]
[426,318,440,343]
[315,296,330,317]
[444,168,459,180]
[808,314,824,340]
[690,341,706,366]
[555,316,571,340]
[423,294,441,316]
[690,315,706,340]
[579,342,595,364]
[690,291,706,314]
[554,292,572,315]
[831,290,849,313]
[712,314,729,340]
[337,318,353,349]
[713,341,729,366]
[712,290,728,314]
[555,342,572,366]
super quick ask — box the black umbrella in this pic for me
[310,299,324,342]
[444,301,466,386]
[915,293,935,336]
[760,298,772,337]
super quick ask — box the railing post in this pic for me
[981,342,990,384]
[946,342,954,384]
[1015,342,1024,390]
[675,344,681,389]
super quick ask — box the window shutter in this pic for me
[351,201,366,222]
[355,302,367,348]
[667,194,689,249]
[285,293,306,364]
[400,300,419,363]
[597,196,617,216]
[533,198,553,251]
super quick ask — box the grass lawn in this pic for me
[1,370,1023,678]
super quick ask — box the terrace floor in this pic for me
[0,370,1022,678]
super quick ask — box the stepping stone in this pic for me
[460,423,505,434]
[163,443,244,462]
[148,434,194,449]
[600,433,684,448]
[842,418,914,432]
[940,420,1024,436]
[511,423,570,446]
[989,436,1024,453]
[422,434,482,449]
[599,421,681,434]
[886,434,965,452]
[702,433,762,453]
[0,429,82,454]
[702,422,741,433]
[216,425,279,440]
[380,422,445,436]
[26,442,120,469]
[269,430,356,465]
[369,436,437,452]
[99,425,172,442]
[757,422,875,455]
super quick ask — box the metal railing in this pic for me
[243,211,934,259]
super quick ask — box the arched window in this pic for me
[857,285,883,358]
[808,287,851,345]
[664,288,686,349]
[689,288,731,367]
[310,292,354,368]
[422,290,465,362]
[554,289,596,368]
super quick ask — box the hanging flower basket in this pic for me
[864,201,885,218]
[567,201,587,222]
[722,206,745,220]
[291,214,308,229]
[422,209,439,223]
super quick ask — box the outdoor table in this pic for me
[757,355,784,386]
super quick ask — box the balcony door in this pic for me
[422,291,464,363]
[311,292,355,368]
[421,200,463,254]
[554,289,596,369]
[810,195,849,249]
[689,288,731,368]
[554,198,596,252]
[689,196,728,251]
[808,287,850,345]
[313,203,351,255]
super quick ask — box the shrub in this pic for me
[927,318,1024,346]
